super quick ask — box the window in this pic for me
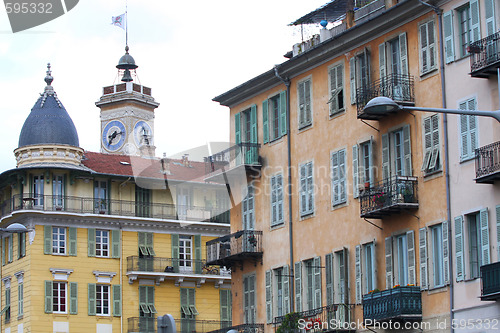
[179,236,193,272]
[382,125,412,179]
[352,140,373,198]
[431,224,444,286]
[4,286,10,323]
[458,5,472,58]
[363,243,376,294]
[385,231,415,289]
[96,285,110,315]
[350,49,371,104]
[139,285,156,317]
[18,231,26,259]
[242,186,255,230]
[135,186,151,218]
[422,114,441,174]
[298,79,312,129]
[18,283,23,317]
[396,234,409,286]
[220,290,232,325]
[53,282,67,313]
[275,268,283,317]
[299,161,314,217]
[94,180,108,213]
[331,149,347,205]
[53,227,66,255]
[328,64,344,115]
[263,93,287,143]
[2,235,13,265]
[243,275,256,324]
[459,98,478,161]
[235,106,258,166]
[304,258,321,310]
[270,174,284,226]
[96,230,109,258]
[180,288,197,333]
[52,174,64,208]
[268,265,289,322]
[33,174,44,207]
[467,212,486,279]
[138,232,155,257]
[176,187,191,220]
[419,20,437,74]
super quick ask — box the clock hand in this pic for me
[108,131,118,145]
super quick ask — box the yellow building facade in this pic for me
[209,1,452,332]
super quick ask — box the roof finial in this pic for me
[44,63,53,86]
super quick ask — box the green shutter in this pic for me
[18,233,26,259]
[385,236,393,289]
[279,90,287,137]
[88,228,96,257]
[355,245,362,304]
[419,227,428,290]
[263,100,269,143]
[88,283,96,316]
[313,256,321,308]
[112,230,120,258]
[485,0,496,35]
[194,235,202,274]
[480,208,490,265]
[44,281,53,313]
[69,282,78,314]
[352,145,359,198]
[403,124,412,176]
[470,0,481,42]
[283,265,290,314]
[146,232,155,256]
[325,253,334,306]
[349,57,356,104]
[379,43,386,80]
[294,262,302,312]
[250,104,257,144]
[443,221,450,285]
[8,235,13,263]
[234,113,241,145]
[220,289,231,323]
[496,205,500,260]
[443,11,455,63]
[138,232,147,255]
[399,32,408,76]
[68,227,77,256]
[113,284,121,316]
[44,225,52,254]
[171,234,179,273]
[1,238,5,266]
[407,230,416,285]
[18,284,23,316]
[265,270,272,324]
[455,216,465,281]
[139,286,149,313]
[382,134,390,180]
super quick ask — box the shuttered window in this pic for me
[353,141,373,198]
[419,20,437,74]
[350,50,371,105]
[467,209,490,279]
[18,283,23,317]
[298,79,312,129]
[455,216,465,281]
[299,161,314,217]
[220,289,231,324]
[140,286,156,316]
[325,253,334,306]
[459,98,479,161]
[263,92,287,144]
[18,232,26,259]
[431,224,444,287]
[419,227,428,290]
[443,10,455,63]
[243,275,256,324]
[180,288,197,332]
[265,270,272,323]
[332,149,347,205]
[422,114,441,174]
[138,232,155,257]
[355,245,362,304]
[334,249,348,304]
[363,242,376,295]
[329,64,344,115]
[382,125,412,179]
[270,174,284,226]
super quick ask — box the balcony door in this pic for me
[242,186,255,252]
[243,275,256,324]
[177,188,191,220]
[94,180,108,213]
[379,33,408,101]
[32,175,44,207]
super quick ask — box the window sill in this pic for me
[464,277,480,283]
[270,222,285,231]
[459,156,475,164]
[329,109,346,120]
[299,212,315,221]
[17,315,23,320]
[419,67,438,79]
[428,285,448,294]
[267,136,285,146]
[423,169,443,180]
[331,201,348,211]
[298,123,313,133]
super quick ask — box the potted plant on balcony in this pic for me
[401,184,414,203]
[374,192,387,207]
[276,312,299,333]
[248,234,257,247]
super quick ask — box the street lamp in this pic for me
[0,223,28,234]
[363,96,500,122]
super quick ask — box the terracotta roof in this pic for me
[82,151,208,183]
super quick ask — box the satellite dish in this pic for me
[157,314,176,333]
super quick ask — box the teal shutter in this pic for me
[171,234,179,273]
[112,229,120,258]
[146,232,155,256]
[403,125,412,176]
[113,285,121,316]
[399,32,408,76]
[443,11,455,63]
[385,236,393,289]
[382,133,390,180]
[419,227,428,290]
[250,104,257,144]
[8,235,13,263]
[355,245,362,304]
[325,253,334,306]
[69,282,78,314]
[485,0,496,35]
[443,221,450,285]
[68,227,77,256]
[470,0,481,42]
[44,281,53,313]
[352,145,359,198]
[18,232,26,258]
[379,43,386,81]
[194,234,202,274]
[496,205,500,260]
[88,228,96,257]
[349,57,356,104]
[294,262,302,312]
[314,256,322,308]
[279,90,287,136]
[1,238,5,266]
[220,289,231,323]
[407,230,416,285]
[283,265,290,314]
[44,225,52,254]
[455,216,465,281]
[18,284,23,316]
[138,232,147,256]
[480,208,491,265]
[234,113,241,145]
[265,270,272,323]
[88,283,96,316]
[263,100,269,144]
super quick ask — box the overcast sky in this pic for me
[0,0,328,171]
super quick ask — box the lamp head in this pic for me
[363,96,402,115]
[1,223,27,233]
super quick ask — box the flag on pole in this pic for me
[111,13,126,29]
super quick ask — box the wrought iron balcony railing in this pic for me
[207,323,264,333]
[469,31,500,78]
[128,316,156,333]
[362,286,422,323]
[475,141,500,183]
[127,256,231,276]
[356,74,415,119]
[206,230,263,267]
[176,319,232,333]
[204,142,261,175]
[360,176,418,218]
[0,194,229,224]
[273,304,354,332]
[480,261,500,301]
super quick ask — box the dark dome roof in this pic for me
[18,65,79,148]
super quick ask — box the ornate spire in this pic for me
[40,63,62,108]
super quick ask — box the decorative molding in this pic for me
[156,277,165,286]
[128,274,138,284]
[100,108,155,122]
[2,276,11,289]
[175,277,184,287]
[196,278,206,288]
[28,229,36,245]
[92,271,117,284]
[49,268,74,281]
[14,271,24,284]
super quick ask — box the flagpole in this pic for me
[125,0,128,47]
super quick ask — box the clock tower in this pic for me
[96,46,159,156]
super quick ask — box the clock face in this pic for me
[133,121,153,147]
[102,120,126,152]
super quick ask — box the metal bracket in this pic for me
[363,218,383,230]
[360,119,380,132]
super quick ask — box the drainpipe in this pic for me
[419,2,454,332]
[274,65,294,312]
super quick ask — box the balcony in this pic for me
[475,141,500,183]
[469,32,500,78]
[357,74,415,120]
[176,319,232,333]
[273,304,354,332]
[360,176,418,218]
[0,194,229,224]
[204,143,261,183]
[128,317,156,333]
[362,286,422,323]
[126,256,231,285]
[206,230,263,268]
[480,261,500,301]
[207,323,264,333]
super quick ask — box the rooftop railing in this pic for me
[475,141,500,183]
[127,256,231,276]
[0,194,229,224]
[469,31,500,78]
[206,230,263,267]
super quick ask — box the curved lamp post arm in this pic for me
[403,106,500,123]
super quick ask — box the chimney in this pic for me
[161,153,171,175]
[346,0,355,29]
